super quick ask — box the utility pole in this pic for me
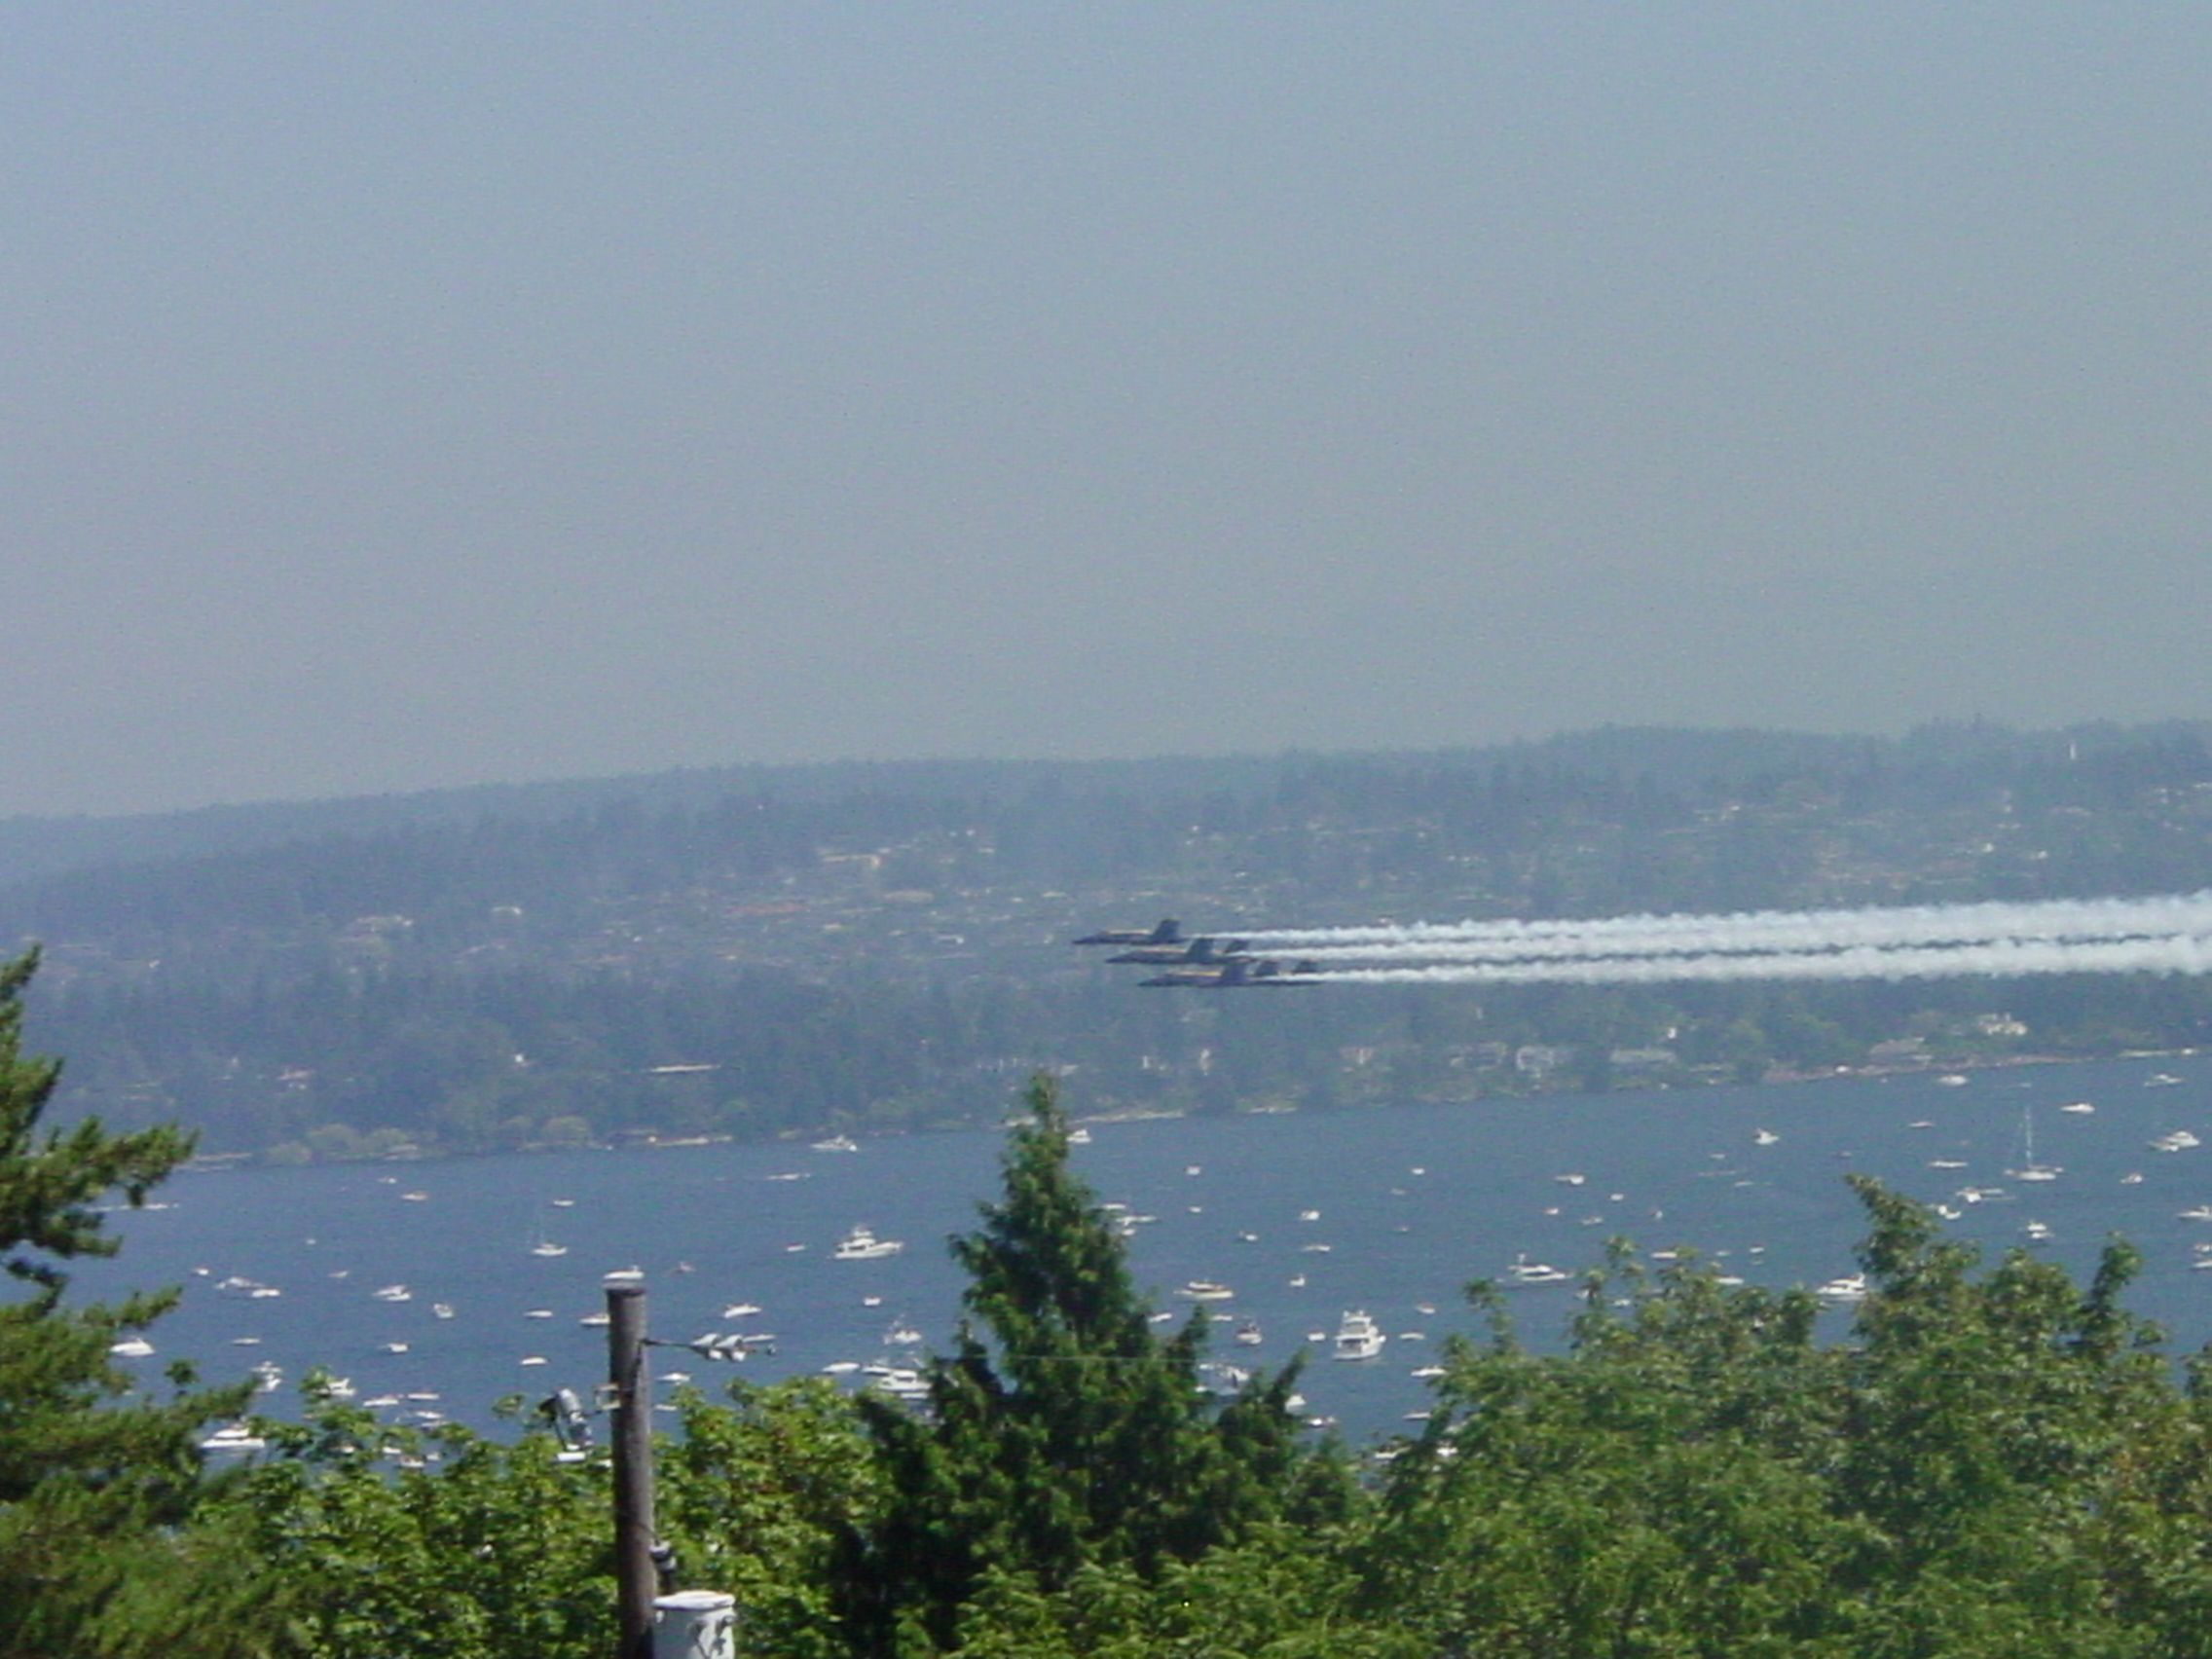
[608,1280,656,1659]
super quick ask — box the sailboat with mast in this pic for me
[2007,1108,2061,1183]
[529,1206,570,1257]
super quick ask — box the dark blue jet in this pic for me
[1072,917,1182,947]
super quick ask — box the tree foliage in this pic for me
[0,948,267,1656]
[836,1074,1348,1655]
[1359,1180,2212,1658]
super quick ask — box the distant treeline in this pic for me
[11,719,2212,1158]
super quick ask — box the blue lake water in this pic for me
[74,1054,2212,1447]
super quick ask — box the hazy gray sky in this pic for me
[8,5,2209,817]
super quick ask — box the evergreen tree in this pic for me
[837,1074,1338,1656]
[0,948,267,1657]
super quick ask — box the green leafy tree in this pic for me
[207,1395,612,1659]
[657,1377,883,1659]
[837,1074,1348,1656]
[0,948,268,1657]
[1362,1181,2212,1658]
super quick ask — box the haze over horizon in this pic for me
[10,7,2209,819]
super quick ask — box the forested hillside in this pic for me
[9,720,2212,1160]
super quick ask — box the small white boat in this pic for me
[1176,1280,1235,1302]
[524,1309,553,1319]
[199,1422,266,1456]
[1817,1273,1868,1306]
[2059,1101,2096,1115]
[1234,1319,1263,1346]
[371,1284,411,1303]
[530,1240,569,1258]
[810,1134,860,1153]
[109,1336,156,1359]
[2153,1130,2201,1154]
[1753,1128,1780,1146]
[832,1226,904,1262]
[2006,1110,2061,1183]
[869,1370,932,1404]
[432,1303,455,1320]
[1500,1254,1570,1287]
[1332,1310,1386,1361]
[604,1267,645,1283]
[381,1341,410,1354]
[721,1303,762,1319]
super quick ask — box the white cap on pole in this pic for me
[652,1590,735,1659]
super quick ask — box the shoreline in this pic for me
[178,1042,2207,1179]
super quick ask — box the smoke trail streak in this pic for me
[1318,931,2212,987]
[1248,891,2212,964]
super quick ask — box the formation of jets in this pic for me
[1072,918,1322,989]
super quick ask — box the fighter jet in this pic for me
[1073,917,1182,947]
[1140,958,1321,989]
[1108,936,1250,967]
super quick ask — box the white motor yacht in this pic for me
[833,1226,904,1262]
[1332,1310,1387,1361]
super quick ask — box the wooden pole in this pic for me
[608,1281,655,1659]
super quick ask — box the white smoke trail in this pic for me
[1249,891,2212,964]
[1319,931,2212,987]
